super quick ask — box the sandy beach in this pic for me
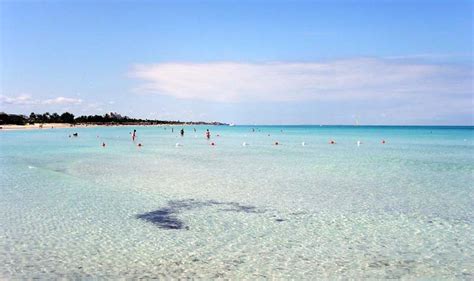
[0,123,219,131]
[0,123,85,130]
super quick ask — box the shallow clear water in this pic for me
[1,125,473,279]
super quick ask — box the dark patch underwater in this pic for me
[136,199,264,230]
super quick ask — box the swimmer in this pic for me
[211,142,215,146]
[132,129,136,141]
[102,142,106,147]
[180,128,184,137]
[194,128,196,133]
[138,143,142,147]
[172,128,174,133]
[274,141,279,145]
[73,133,78,137]
[329,140,336,144]
[382,140,386,144]
[206,129,211,139]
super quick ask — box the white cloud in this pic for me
[42,97,83,105]
[0,94,36,105]
[0,95,82,106]
[130,58,472,103]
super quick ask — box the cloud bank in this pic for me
[0,95,83,106]
[131,58,472,104]
[42,96,83,105]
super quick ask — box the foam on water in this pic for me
[0,125,473,278]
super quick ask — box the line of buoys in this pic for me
[94,139,391,149]
[92,129,391,149]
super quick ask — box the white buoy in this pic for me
[357,140,361,147]
[242,142,248,146]
[302,142,306,146]
[175,143,182,147]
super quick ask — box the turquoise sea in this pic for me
[1,125,473,279]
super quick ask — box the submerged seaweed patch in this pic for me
[136,199,264,230]
[136,208,184,229]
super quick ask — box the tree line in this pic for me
[0,112,225,126]
[0,112,75,125]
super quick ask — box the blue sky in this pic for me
[1,0,472,124]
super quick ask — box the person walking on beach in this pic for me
[180,128,184,137]
[205,129,211,139]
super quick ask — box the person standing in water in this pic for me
[205,129,211,139]
[171,127,174,133]
[180,128,184,137]
[132,129,137,141]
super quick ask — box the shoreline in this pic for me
[0,123,222,131]
[0,123,80,130]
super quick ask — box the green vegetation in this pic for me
[0,112,226,126]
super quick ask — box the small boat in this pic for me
[229,123,235,127]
